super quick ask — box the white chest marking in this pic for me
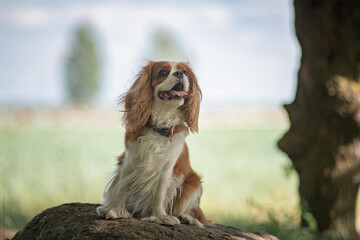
[121,127,188,216]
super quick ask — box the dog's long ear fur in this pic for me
[182,63,202,133]
[120,62,154,132]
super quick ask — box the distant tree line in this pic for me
[65,23,101,105]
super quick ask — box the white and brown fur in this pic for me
[97,61,212,227]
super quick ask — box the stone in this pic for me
[13,203,278,240]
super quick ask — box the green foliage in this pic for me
[65,23,101,105]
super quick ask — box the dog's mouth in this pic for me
[158,82,188,101]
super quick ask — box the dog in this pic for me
[97,61,212,227]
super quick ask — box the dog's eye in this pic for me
[159,70,168,76]
[183,71,188,76]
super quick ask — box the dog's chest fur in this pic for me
[123,126,188,216]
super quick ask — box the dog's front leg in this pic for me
[97,166,132,219]
[142,174,180,226]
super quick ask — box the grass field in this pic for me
[0,108,347,239]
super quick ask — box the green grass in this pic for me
[187,127,299,219]
[0,126,124,228]
[0,123,326,239]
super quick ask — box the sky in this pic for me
[0,0,300,108]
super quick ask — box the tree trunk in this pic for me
[278,0,360,238]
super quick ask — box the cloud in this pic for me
[1,6,52,28]
[201,5,232,29]
[0,2,233,36]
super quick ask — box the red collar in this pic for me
[147,124,179,137]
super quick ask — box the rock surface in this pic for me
[13,203,278,240]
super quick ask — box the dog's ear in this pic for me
[182,63,202,133]
[120,62,154,132]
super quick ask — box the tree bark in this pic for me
[278,0,360,238]
[12,203,278,240]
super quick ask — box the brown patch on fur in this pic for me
[125,129,142,143]
[124,117,155,145]
[177,62,202,133]
[172,144,212,226]
[117,152,125,166]
[173,144,192,177]
[150,61,172,87]
[172,172,200,216]
[120,62,154,132]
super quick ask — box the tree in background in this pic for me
[65,23,101,105]
[278,0,360,238]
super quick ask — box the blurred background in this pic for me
[0,0,326,239]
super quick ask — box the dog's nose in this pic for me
[173,71,183,79]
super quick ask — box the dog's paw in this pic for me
[142,215,180,226]
[178,213,204,228]
[97,206,132,219]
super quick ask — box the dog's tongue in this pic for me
[170,90,188,97]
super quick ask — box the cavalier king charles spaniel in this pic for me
[97,61,212,227]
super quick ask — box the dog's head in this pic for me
[121,61,201,133]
